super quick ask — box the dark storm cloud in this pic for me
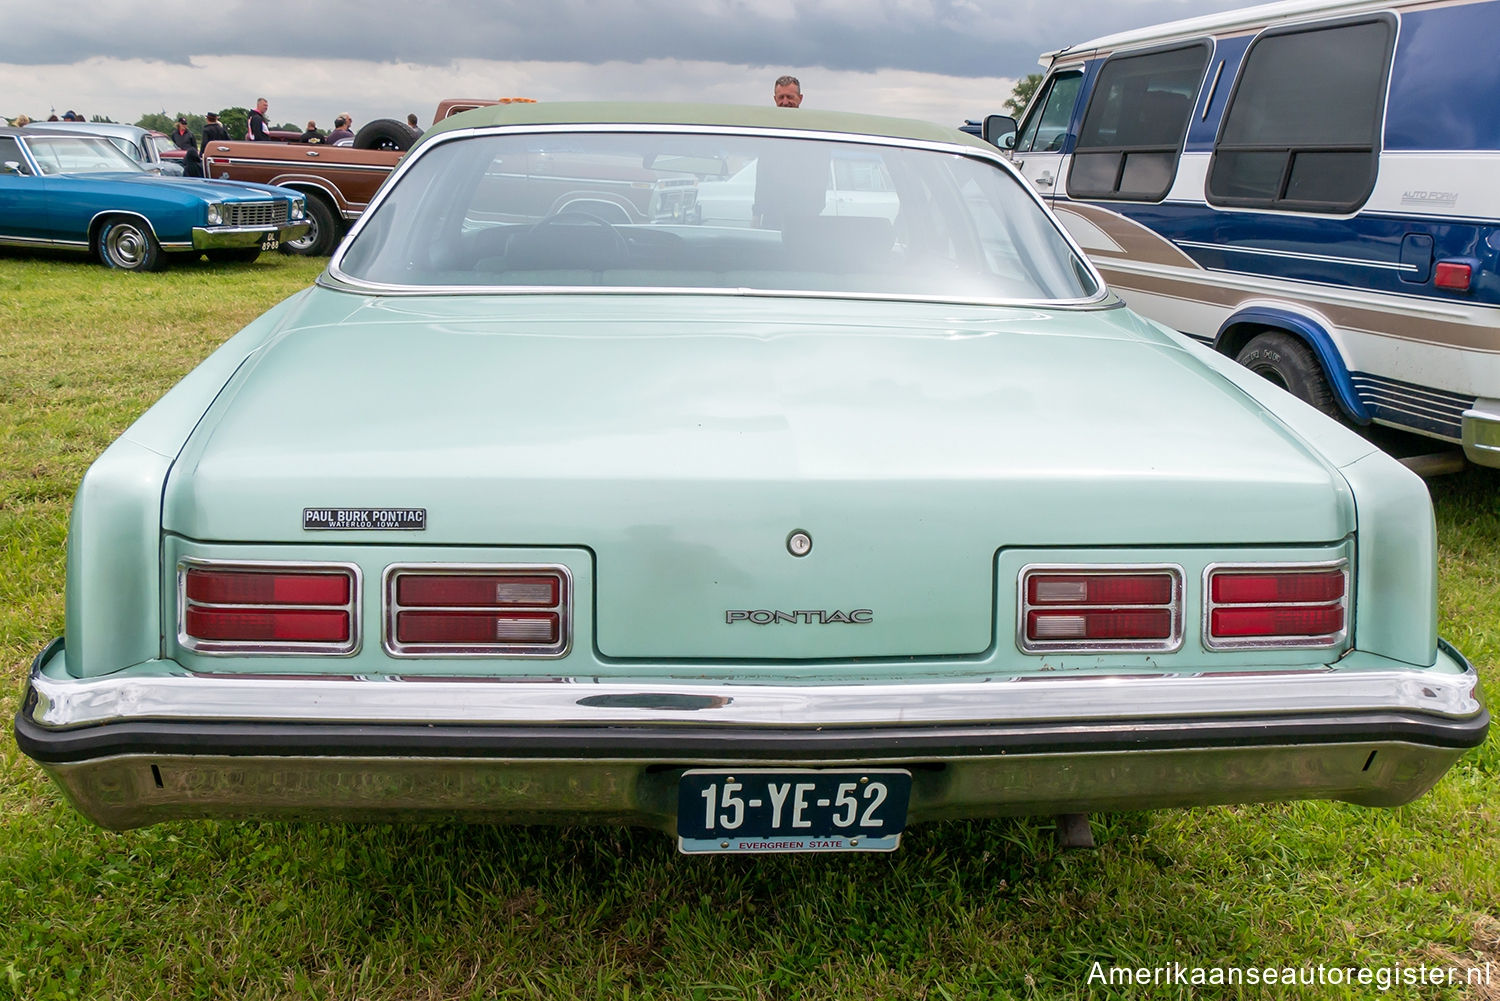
[1,0,1248,79]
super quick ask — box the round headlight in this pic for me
[291,198,306,221]
[206,202,224,226]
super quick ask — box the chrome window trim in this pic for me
[383,562,573,659]
[176,558,363,657]
[1201,558,1350,651]
[323,121,1112,309]
[1017,563,1185,654]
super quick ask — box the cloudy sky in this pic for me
[1,0,1248,130]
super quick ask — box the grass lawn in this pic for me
[1,253,1496,1001]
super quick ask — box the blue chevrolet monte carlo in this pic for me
[0,126,307,270]
[14,104,1488,855]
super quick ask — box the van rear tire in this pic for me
[1235,331,1344,421]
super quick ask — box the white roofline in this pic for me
[1041,0,1417,61]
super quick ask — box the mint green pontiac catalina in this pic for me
[16,104,1488,854]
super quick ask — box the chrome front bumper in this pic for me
[1462,398,1500,467]
[17,639,1487,831]
[191,220,310,250]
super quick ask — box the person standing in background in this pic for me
[247,98,270,140]
[325,115,353,144]
[199,112,229,178]
[171,116,203,177]
[201,111,229,147]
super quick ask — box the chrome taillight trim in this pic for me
[1202,559,1350,651]
[383,563,573,658]
[1017,563,1185,654]
[176,558,362,656]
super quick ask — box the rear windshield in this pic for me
[336,131,1101,302]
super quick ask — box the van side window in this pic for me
[1014,71,1084,154]
[1067,42,1210,201]
[1207,17,1394,212]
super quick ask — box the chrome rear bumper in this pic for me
[17,639,1487,831]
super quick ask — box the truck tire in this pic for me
[1234,331,1343,421]
[353,119,418,151]
[282,195,340,256]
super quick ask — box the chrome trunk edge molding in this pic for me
[23,639,1484,731]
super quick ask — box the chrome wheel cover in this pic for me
[104,223,149,268]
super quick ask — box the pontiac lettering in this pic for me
[725,609,874,625]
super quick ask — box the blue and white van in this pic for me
[996,0,1500,466]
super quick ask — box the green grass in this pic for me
[2,253,1497,1000]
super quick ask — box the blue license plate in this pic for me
[677,768,911,854]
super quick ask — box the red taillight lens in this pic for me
[1206,565,1347,648]
[1210,570,1344,604]
[180,563,359,653]
[186,568,350,605]
[1434,260,1472,292]
[1021,567,1181,651]
[1211,605,1344,638]
[1028,609,1173,640]
[385,566,570,656]
[396,574,558,607]
[186,608,350,643]
[396,611,559,645]
[1028,574,1174,605]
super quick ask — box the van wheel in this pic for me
[1235,331,1343,420]
[282,195,339,256]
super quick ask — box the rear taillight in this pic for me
[385,565,571,656]
[1020,566,1183,652]
[179,562,360,654]
[1205,563,1348,649]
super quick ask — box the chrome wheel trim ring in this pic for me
[104,223,147,268]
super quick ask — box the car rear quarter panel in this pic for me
[64,293,317,678]
[1177,333,1437,666]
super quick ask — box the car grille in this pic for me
[222,201,288,227]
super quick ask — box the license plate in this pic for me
[677,768,911,854]
[260,236,279,252]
